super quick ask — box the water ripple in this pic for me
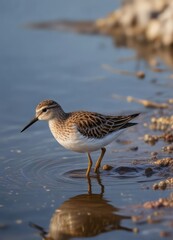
[0,149,165,197]
[0,150,89,195]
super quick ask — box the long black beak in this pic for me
[21,117,38,132]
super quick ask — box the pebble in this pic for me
[103,164,113,171]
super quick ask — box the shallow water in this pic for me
[1,1,173,240]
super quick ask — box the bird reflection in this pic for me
[31,177,132,239]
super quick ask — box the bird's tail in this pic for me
[122,122,138,129]
[121,113,140,129]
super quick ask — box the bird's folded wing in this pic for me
[75,112,139,139]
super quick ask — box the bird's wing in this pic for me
[74,112,139,139]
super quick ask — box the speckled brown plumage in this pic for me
[36,100,58,110]
[67,111,139,139]
[36,100,62,114]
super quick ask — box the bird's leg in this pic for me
[86,153,93,177]
[94,147,106,173]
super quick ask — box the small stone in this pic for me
[144,134,158,145]
[160,231,171,237]
[143,123,148,127]
[131,215,142,222]
[129,146,138,151]
[136,71,145,79]
[103,164,113,171]
[151,117,157,123]
[158,181,167,190]
[168,99,173,104]
[145,167,153,177]
[153,183,159,190]
[162,145,173,153]
[151,151,158,157]
[147,215,154,223]
[15,219,22,224]
[0,223,9,230]
[133,227,139,233]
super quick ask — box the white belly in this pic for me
[49,123,123,153]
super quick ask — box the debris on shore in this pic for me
[96,0,173,47]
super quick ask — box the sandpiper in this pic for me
[21,100,139,177]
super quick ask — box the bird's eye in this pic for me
[42,108,47,112]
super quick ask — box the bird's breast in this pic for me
[48,120,122,153]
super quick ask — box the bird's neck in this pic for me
[48,109,71,142]
[54,107,69,122]
[48,107,70,131]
